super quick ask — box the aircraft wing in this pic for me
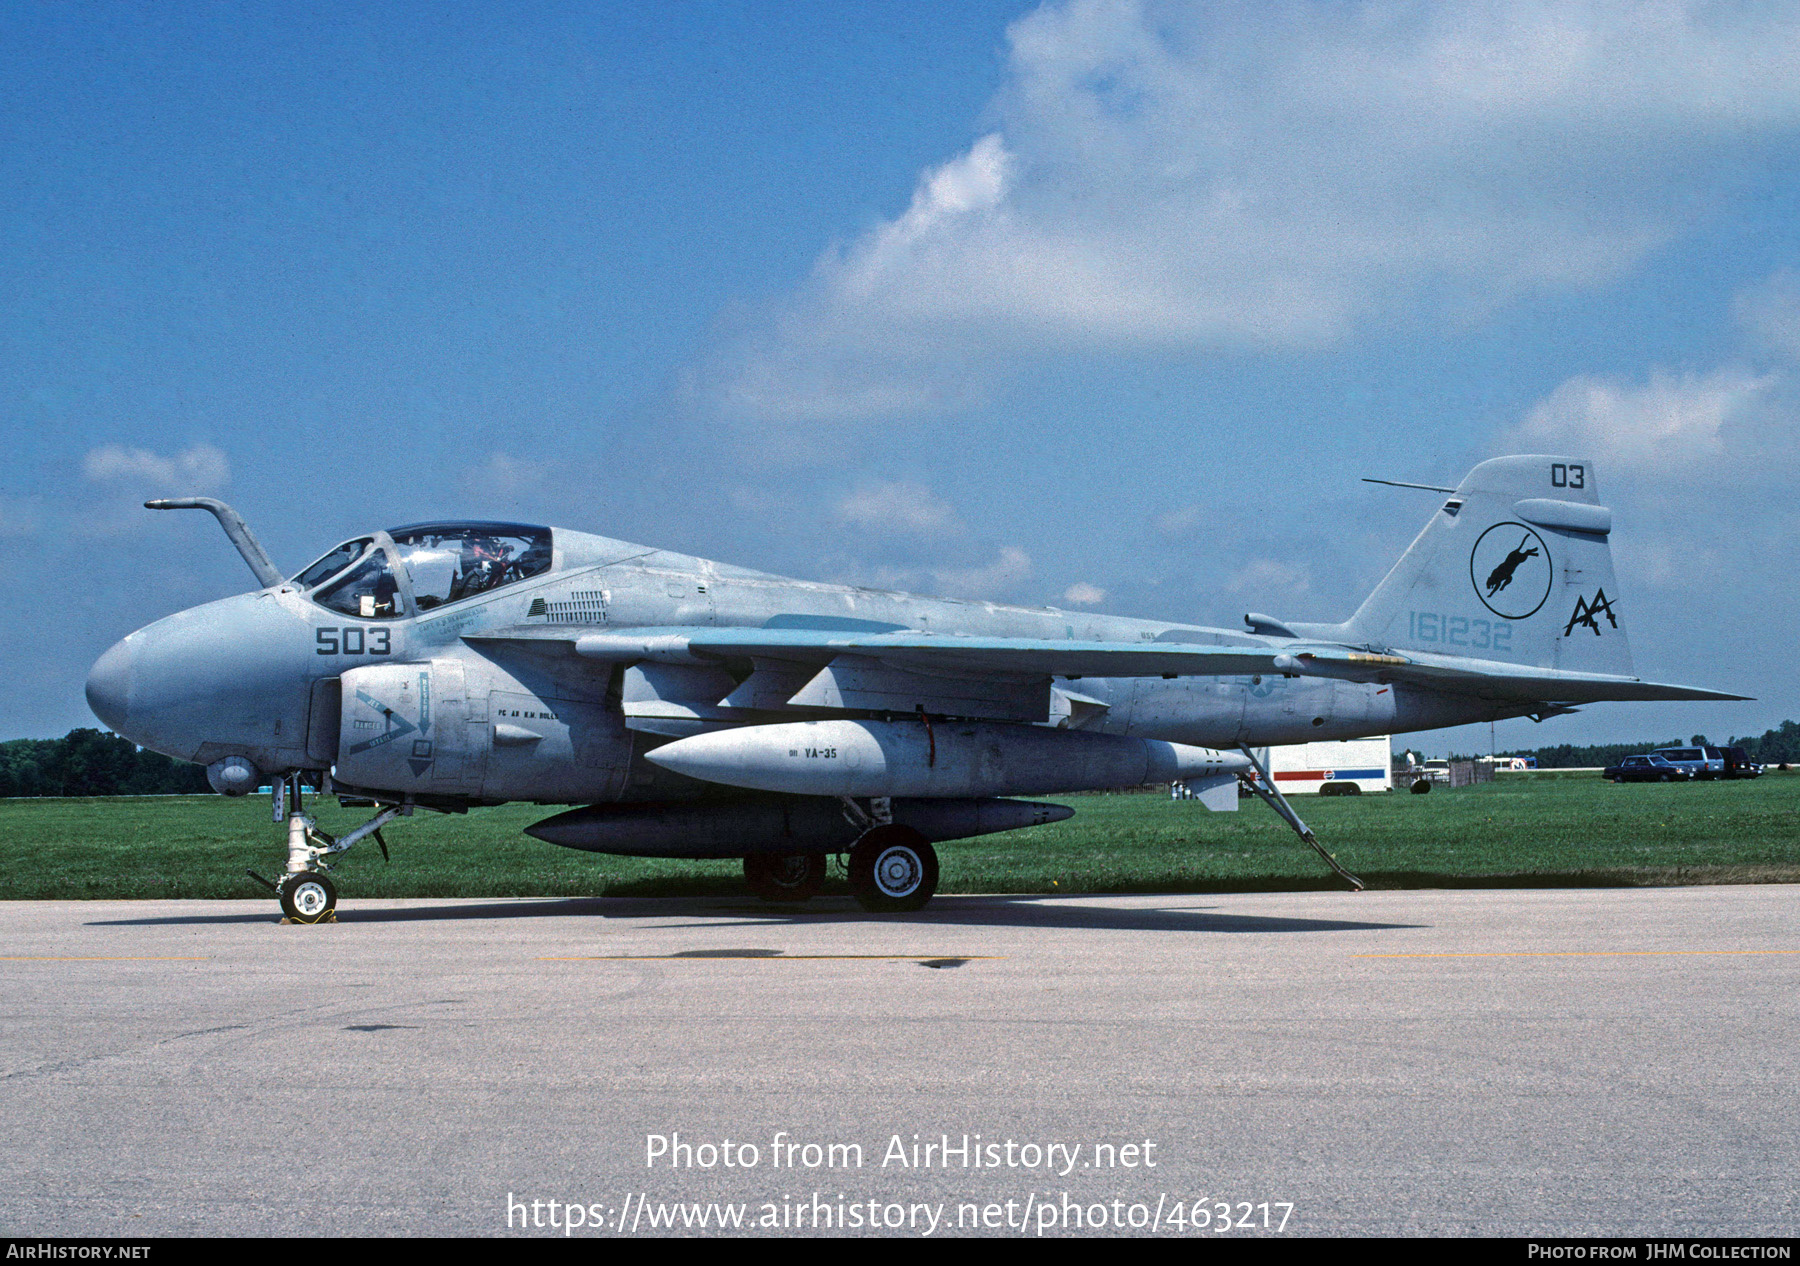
[466,625,1308,728]
[467,625,1745,705]
[470,624,1296,678]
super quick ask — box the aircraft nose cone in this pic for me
[86,638,133,734]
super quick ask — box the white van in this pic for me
[1255,737,1394,795]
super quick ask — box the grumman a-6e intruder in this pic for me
[86,456,1744,922]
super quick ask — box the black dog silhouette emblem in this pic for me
[1484,536,1540,597]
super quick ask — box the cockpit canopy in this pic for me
[389,522,552,610]
[293,522,552,619]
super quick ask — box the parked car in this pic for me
[1602,754,1691,782]
[1652,747,1726,779]
[1722,746,1763,779]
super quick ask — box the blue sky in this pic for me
[5,0,1798,755]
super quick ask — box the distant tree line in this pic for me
[0,729,211,797]
[1494,738,1688,770]
[1503,719,1800,769]
[1732,719,1800,766]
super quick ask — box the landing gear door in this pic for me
[427,659,486,793]
[305,678,341,766]
[336,662,484,797]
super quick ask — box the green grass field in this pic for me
[1,771,1795,900]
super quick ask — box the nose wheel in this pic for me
[279,872,337,924]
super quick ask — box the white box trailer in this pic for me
[1253,737,1393,795]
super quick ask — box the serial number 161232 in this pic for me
[1407,612,1511,651]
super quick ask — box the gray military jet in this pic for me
[86,454,1744,922]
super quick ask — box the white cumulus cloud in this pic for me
[847,545,1036,602]
[1154,505,1203,538]
[1225,557,1310,598]
[933,546,1034,599]
[701,0,1800,432]
[1499,366,1772,475]
[1062,581,1107,605]
[81,444,230,493]
[835,481,963,536]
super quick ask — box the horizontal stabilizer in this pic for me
[1285,647,1750,703]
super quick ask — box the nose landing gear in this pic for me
[248,774,408,923]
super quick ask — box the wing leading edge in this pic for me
[465,625,1745,705]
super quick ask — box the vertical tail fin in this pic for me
[1329,456,1632,675]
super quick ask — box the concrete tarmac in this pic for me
[2,885,1797,1238]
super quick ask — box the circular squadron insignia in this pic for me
[1469,522,1552,620]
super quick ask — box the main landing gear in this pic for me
[838,797,939,913]
[739,800,942,914]
[246,774,408,924]
[740,830,941,912]
[847,825,939,914]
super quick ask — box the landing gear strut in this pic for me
[1236,746,1365,891]
[250,773,408,923]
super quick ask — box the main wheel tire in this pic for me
[279,871,337,924]
[1411,779,1432,795]
[847,827,939,914]
[743,852,827,902]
